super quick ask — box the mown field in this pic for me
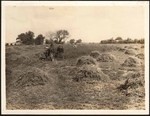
[6,43,145,110]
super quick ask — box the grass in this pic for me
[6,43,145,110]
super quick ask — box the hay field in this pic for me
[6,43,145,110]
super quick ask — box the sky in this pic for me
[4,5,146,43]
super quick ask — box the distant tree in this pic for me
[76,39,82,44]
[45,39,50,44]
[35,34,45,45]
[125,38,134,43]
[70,39,75,44]
[100,40,108,44]
[5,43,9,46]
[115,37,122,41]
[137,38,144,44]
[10,43,13,46]
[134,39,138,43]
[16,31,35,45]
[54,30,69,44]
[107,38,115,43]
[46,31,56,41]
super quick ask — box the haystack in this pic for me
[71,65,109,82]
[121,71,142,79]
[135,53,144,59]
[90,51,100,58]
[117,47,127,52]
[76,56,97,66]
[122,56,142,67]
[134,47,139,50]
[117,76,144,91]
[124,49,136,55]
[124,46,135,49]
[96,53,116,62]
[141,45,144,48]
[13,67,49,88]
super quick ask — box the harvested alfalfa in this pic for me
[72,65,109,82]
[134,47,139,50]
[124,46,134,49]
[122,56,142,67]
[117,47,127,52]
[90,51,100,58]
[121,71,142,80]
[117,76,144,91]
[141,45,144,48]
[96,53,116,62]
[124,49,136,55]
[76,56,97,66]
[135,53,144,59]
[13,67,49,88]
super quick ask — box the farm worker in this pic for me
[56,45,64,59]
[48,43,55,61]
[44,46,50,59]
[43,42,55,61]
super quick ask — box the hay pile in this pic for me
[90,51,100,58]
[135,53,144,59]
[134,47,139,50]
[96,53,116,62]
[124,49,136,55]
[117,73,144,97]
[117,77,144,90]
[117,47,127,52]
[122,56,142,67]
[71,55,110,82]
[124,46,139,50]
[121,71,143,79]
[76,56,97,66]
[13,67,49,88]
[124,46,134,49]
[71,65,109,82]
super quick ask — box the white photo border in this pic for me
[1,1,149,115]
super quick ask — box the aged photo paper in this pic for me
[1,1,149,115]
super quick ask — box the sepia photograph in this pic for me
[1,1,149,115]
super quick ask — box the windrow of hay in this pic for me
[90,51,100,58]
[13,67,49,88]
[122,56,142,67]
[70,65,109,82]
[96,53,116,62]
[76,56,97,66]
[124,49,136,55]
[135,53,144,59]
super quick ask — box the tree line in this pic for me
[15,30,69,45]
[6,30,82,46]
[100,37,144,44]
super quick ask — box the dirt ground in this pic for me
[6,43,145,110]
